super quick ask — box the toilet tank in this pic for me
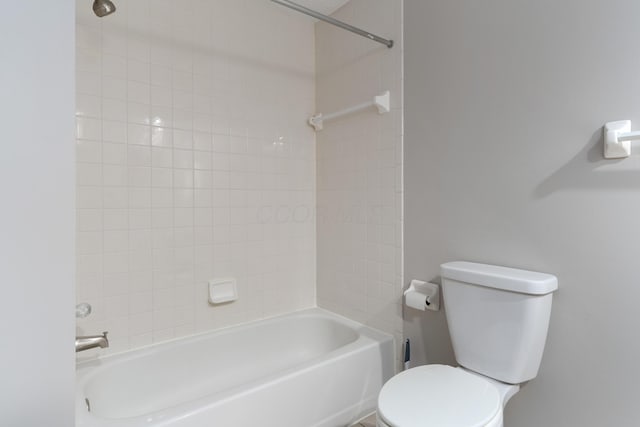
[441,262,558,385]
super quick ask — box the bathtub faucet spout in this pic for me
[76,331,109,352]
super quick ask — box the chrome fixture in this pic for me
[270,0,393,48]
[76,332,109,352]
[93,0,116,17]
[75,302,92,318]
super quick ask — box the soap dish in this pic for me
[208,278,238,304]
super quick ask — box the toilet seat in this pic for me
[377,365,502,427]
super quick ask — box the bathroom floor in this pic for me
[352,414,376,427]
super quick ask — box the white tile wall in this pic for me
[315,0,404,358]
[75,0,316,354]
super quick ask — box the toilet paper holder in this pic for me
[404,279,440,312]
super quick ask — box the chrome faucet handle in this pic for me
[76,302,92,318]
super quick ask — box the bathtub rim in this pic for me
[76,307,392,367]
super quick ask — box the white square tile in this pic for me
[77,231,103,255]
[151,85,172,107]
[152,168,173,188]
[77,70,101,96]
[129,209,151,230]
[173,129,193,149]
[102,54,127,79]
[194,170,212,189]
[172,70,192,92]
[104,209,128,230]
[77,163,102,186]
[174,208,194,227]
[103,120,128,144]
[129,270,153,293]
[212,134,231,153]
[174,189,194,207]
[151,208,173,228]
[77,140,102,163]
[194,189,212,207]
[128,145,152,166]
[103,76,127,100]
[151,106,172,128]
[173,149,193,169]
[173,92,193,111]
[103,142,127,165]
[151,127,173,147]
[173,170,193,188]
[105,294,130,318]
[194,113,212,133]
[128,102,151,125]
[174,227,194,247]
[102,97,127,121]
[211,170,230,189]
[77,209,103,232]
[212,153,230,171]
[127,38,150,63]
[152,228,174,249]
[77,186,103,209]
[76,117,101,140]
[103,252,129,274]
[129,188,152,209]
[152,188,173,208]
[193,132,212,152]
[129,250,153,271]
[150,44,172,66]
[151,66,172,87]
[102,31,127,56]
[76,94,101,118]
[194,151,212,170]
[128,167,152,187]
[129,311,153,335]
[103,165,127,187]
[128,124,151,146]
[76,48,101,74]
[128,60,150,83]
[128,81,150,104]
[103,187,128,209]
[104,230,129,252]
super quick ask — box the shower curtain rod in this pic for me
[270,0,394,48]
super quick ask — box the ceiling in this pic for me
[292,0,350,16]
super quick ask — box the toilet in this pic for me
[377,261,558,427]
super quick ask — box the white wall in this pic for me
[405,0,640,425]
[75,0,316,354]
[0,2,75,426]
[315,0,404,360]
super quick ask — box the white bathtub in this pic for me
[76,308,394,427]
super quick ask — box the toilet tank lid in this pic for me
[441,261,558,295]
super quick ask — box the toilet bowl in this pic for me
[376,365,518,427]
[376,262,558,427]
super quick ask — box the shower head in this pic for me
[93,0,116,17]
